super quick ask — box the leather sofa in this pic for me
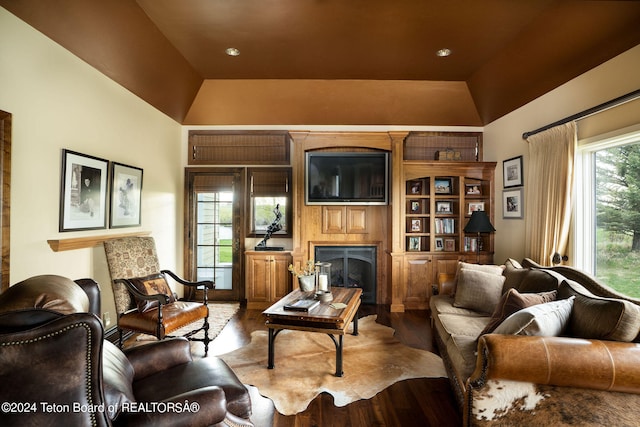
[0,275,261,427]
[430,259,640,426]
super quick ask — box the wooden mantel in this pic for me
[47,231,151,252]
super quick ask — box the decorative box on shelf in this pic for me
[435,149,462,161]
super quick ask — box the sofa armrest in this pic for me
[124,337,193,380]
[470,334,640,394]
[116,386,228,427]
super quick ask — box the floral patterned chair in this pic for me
[103,236,215,355]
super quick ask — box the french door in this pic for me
[184,168,244,301]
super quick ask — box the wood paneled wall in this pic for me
[289,131,408,305]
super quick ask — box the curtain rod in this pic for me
[522,88,640,140]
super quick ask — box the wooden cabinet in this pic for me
[245,251,292,309]
[322,206,368,234]
[399,162,496,309]
[403,255,433,308]
[390,131,496,311]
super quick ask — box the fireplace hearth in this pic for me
[314,246,376,304]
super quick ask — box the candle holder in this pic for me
[315,262,333,302]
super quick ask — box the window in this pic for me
[575,125,640,298]
[248,168,292,237]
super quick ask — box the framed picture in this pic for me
[409,180,423,195]
[435,178,452,194]
[409,200,421,214]
[503,188,523,219]
[408,236,421,251]
[444,238,456,252]
[110,162,143,228]
[411,219,422,232]
[436,201,452,214]
[435,237,444,251]
[465,183,482,195]
[59,149,109,231]
[503,155,524,188]
[467,201,485,215]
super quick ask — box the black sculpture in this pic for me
[255,204,283,250]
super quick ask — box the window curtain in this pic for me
[525,122,576,265]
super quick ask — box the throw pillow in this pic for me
[479,288,558,336]
[453,261,505,294]
[128,273,175,313]
[501,258,527,292]
[453,268,506,314]
[558,279,640,342]
[517,269,562,294]
[493,297,575,337]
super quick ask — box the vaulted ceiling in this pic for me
[2,1,640,126]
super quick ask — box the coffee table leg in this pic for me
[336,334,343,377]
[353,315,359,336]
[268,328,275,369]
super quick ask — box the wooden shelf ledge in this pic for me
[47,231,151,252]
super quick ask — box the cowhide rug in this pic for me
[218,315,447,415]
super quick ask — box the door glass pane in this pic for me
[594,143,640,298]
[196,191,233,289]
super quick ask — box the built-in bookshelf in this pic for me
[403,165,495,257]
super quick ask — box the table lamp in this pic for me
[463,211,495,263]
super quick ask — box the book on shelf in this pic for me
[434,218,455,234]
[283,298,320,312]
[464,237,479,252]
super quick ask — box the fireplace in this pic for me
[314,246,376,304]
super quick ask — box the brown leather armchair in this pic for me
[0,275,258,427]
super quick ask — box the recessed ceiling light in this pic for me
[225,47,240,57]
[436,48,452,57]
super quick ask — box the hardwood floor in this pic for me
[209,304,462,427]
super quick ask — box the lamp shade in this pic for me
[464,211,495,233]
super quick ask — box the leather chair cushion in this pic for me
[0,275,89,314]
[128,273,176,313]
[558,279,640,342]
[118,301,208,338]
[102,341,136,420]
[132,356,252,419]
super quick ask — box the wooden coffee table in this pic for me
[262,287,362,377]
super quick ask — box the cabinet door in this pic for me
[246,254,271,302]
[433,256,460,285]
[404,256,432,309]
[272,254,292,300]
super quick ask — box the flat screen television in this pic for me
[305,152,389,205]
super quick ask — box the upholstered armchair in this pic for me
[0,275,258,427]
[103,236,214,355]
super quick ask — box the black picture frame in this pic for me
[110,162,143,228]
[59,149,108,231]
[503,155,524,188]
[503,188,524,219]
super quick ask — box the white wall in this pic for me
[0,8,183,326]
[484,44,640,265]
